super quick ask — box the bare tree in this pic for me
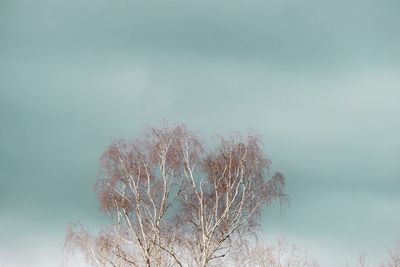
[229,236,320,267]
[66,123,286,267]
[348,242,400,267]
[348,254,369,267]
[175,134,286,267]
[378,242,400,267]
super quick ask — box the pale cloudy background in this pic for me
[1,0,400,266]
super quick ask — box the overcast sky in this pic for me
[1,0,400,266]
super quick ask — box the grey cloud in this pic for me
[1,0,400,266]
[1,0,400,66]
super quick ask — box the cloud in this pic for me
[1,0,400,266]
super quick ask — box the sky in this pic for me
[0,0,400,266]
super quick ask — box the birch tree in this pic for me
[66,123,286,267]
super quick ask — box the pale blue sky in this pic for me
[1,0,400,266]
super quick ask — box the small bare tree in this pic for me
[348,242,400,267]
[66,123,286,267]
[377,242,400,267]
[230,236,320,267]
